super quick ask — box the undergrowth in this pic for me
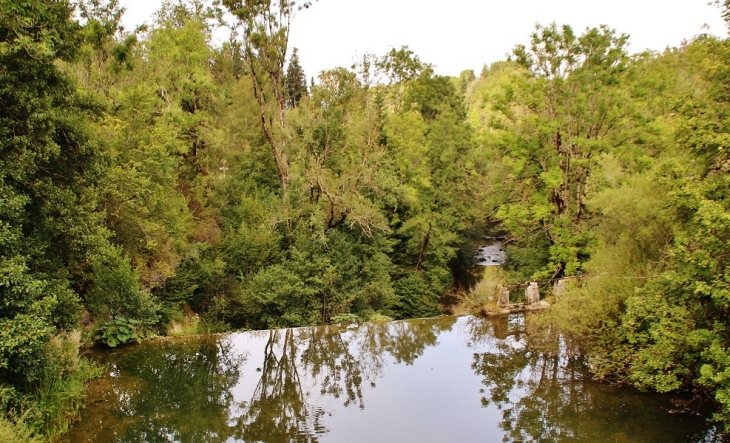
[453,267,507,316]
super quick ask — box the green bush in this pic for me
[454,266,507,315]
[87,246,159,324]
[239,264,315,329]
[0,417,41,443]
[1,332,105,441]
[94,317,145,347]
[331,313,361,324]
[392,273,442,319]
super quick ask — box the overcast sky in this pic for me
[119,0,729,78]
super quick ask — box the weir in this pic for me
[481,280,552,316]
[473,238,553,315]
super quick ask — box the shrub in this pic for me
[94,318,145,348]
[391,273,442,319]
[86,246,159,324]
[166,312,202,336]
[0,417,41,443]
[453,266,507,315]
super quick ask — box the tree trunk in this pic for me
[245,50,289,194]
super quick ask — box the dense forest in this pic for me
[1,0,730,440]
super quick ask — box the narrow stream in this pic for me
[474,237,505,267]
[65,316,721,442]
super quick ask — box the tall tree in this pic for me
[221,0,312,195]
[458,69,475,94]
[0,0,109,407]
[496,23,633,279]
[285,47,308,108]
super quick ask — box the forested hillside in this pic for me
[465,18,730,427]
[1,0,730,439]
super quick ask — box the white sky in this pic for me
[119,0,729,78]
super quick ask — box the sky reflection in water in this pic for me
[65,315,722,443]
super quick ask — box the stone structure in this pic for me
[525,282,540,305]
[553,279,565,299]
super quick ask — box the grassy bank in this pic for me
[0,333,103,443]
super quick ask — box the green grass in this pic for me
[166,313,202,336]
[33,358,103,441]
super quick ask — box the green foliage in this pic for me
[510,28,730,429]
[165,309,203,336]
[15,0,730,434]
[0,2,110,437]
[492,23,635,280]
[285,48,308,107]
[95,317,144,348]
[153,245,230,318]
[87,246,159,323]
[392,274,441,319]
[240,264,314,329]
[0,417,40,443]
[236,228,398,328]
[330,313,361,324]
[453,267,507,316]
[458,69,476,94]
[0,332,102,441]
[31,337,104,439]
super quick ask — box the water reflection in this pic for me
[66,316,721,443]
[68,337,246,442]
[462,316,723,443]
[230,328,327,442]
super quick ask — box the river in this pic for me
[65,315,722,442]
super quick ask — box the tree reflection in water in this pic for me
[231,317,455,441]
[463,315,723,443]
[66,317,454,443]
[65,336,247,443]
[65,316,719,443]
[231,328,332,443]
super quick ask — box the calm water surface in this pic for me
[65,315,723,442]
